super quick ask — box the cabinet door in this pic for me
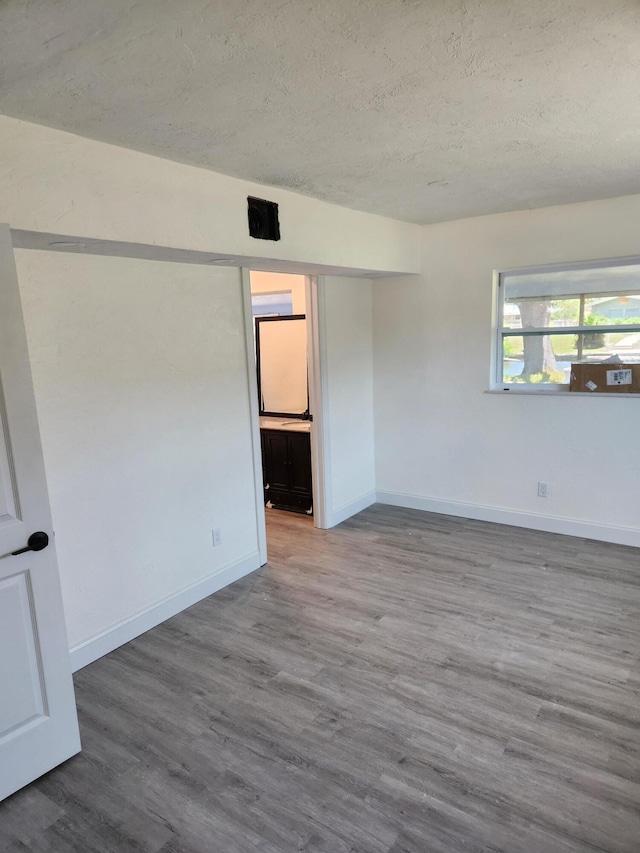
[260,431,268,497]
[287,432,312,496]
[263,431,290,491]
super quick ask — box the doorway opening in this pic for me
[244,270,326,561]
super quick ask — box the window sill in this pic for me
[486,388,640,398]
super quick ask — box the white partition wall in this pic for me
[319,276,376,527]
[15,250,262,667]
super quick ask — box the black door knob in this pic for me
[11,531,49,556]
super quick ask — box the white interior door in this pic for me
[0,225,80,802]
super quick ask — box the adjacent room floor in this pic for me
[2,505,640,852]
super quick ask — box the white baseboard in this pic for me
[69,551,263,672]
[327,489,377,528]
[376,490,640,549]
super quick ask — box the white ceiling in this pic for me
[1,0,639,224]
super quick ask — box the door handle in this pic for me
[11,531,49,556]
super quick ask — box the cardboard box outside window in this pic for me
[569,362,640,393]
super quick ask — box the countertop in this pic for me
[260,416,311,433]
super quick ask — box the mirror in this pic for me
[256,315,309,418]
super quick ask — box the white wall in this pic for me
[374,193,640,547]
[0,117,419,669]
[0,116,420,275]
[321,277,376,526]
[15,251,260,666]
[0,117,413,669]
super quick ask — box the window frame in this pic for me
[492,255,640,393]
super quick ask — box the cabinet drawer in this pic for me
[268,488,312,514]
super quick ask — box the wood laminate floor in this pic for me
[2,505,640,852]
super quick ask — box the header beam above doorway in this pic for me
[10,229,405,279]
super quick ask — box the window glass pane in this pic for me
[504,297,581,329]
[585,294,640,325]
[502,333,576,384]
[502,332,640,385]
[503,263,640,301]
[251,292,293,316]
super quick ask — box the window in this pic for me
[250,291,295,356]
[251,291,293,317]
[495,258,640,390]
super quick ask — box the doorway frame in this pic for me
[305,275,330,531]
[241,270,329,566]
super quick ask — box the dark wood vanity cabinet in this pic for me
[260,429,312,515]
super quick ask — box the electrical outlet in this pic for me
[537,481,549,498]
[212,528,222,547]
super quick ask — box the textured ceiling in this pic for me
[1,0,640,224]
